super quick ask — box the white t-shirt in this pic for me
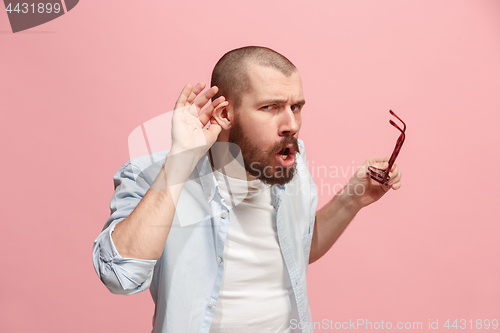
[209,170,293,333]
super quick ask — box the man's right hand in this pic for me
[170,82,228,157]
[111,82,228,261]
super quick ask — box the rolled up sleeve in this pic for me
[92,161,159,295]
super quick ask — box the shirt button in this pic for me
[208,301,213,307]
[206,195,212,200]
[218,257,222,263]
[221,212,227,219]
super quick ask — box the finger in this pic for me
[388,168,402,186]
[387,163,398,176]
[199,98,227,125]
[174,83,193,110]
[186,82,206,105]
[391,180,402,190]
[368,161,389,171]
[206,119,222,140]
[389,163,399,173]
[388,172,401,186]
[387,164,400,180]
[192,86,219,109]
[367,156,390,164]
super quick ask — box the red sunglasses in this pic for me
[367,110,406,185]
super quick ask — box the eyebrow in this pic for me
[256,99,306,107]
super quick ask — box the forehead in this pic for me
[243,63,303,103]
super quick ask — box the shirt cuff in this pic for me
[93,220,157,295]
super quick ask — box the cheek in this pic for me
[252,123,277,146]
[241,115,278,144]
[296,114,302,129]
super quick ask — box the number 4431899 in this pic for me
[5,3,62,14]
[444,319,498,330]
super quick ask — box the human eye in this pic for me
[291,104,302,112]
[261,104,277,111]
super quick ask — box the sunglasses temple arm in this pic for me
[384,134,405,182]
[389,110,407,132]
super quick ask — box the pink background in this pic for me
[1,0,499,331]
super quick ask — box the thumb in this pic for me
[206,120,222,139]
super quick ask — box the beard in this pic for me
[228,116,300,186]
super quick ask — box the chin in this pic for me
[254,165,297,186]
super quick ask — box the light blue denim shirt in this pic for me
[93,139,318,333]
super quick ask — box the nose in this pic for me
[279,107,301,137]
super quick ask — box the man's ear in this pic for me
[213,102,234,130]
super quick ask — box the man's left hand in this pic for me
[345,157,402,210]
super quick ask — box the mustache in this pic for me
[269,136,300,154]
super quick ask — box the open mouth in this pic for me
[278,147,290,159]
[275,145,296,168]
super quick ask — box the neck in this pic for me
[208,142,255,181]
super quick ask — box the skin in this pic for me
[213,63,402,264]
[112,83,227,260]
[111,62,402,262]
[214,63,304,184]
[310,157,401,263]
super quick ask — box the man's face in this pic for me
[228,63,304,185]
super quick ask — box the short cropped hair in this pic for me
[211,46,297,109]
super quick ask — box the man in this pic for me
[93,46,402,333]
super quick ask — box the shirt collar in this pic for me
[195,150,286,207]
[195,152,218,203]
